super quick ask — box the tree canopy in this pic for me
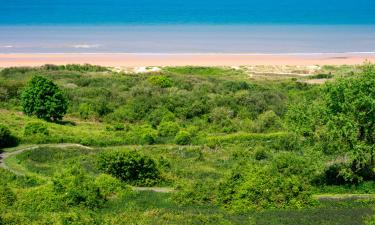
[21,76,68,121]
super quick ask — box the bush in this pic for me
[175,131,192,145]
[147,108,175,127]
[97,150,160,186]
[21,76,68,121]
[254,148,268,161]
[148,75,173,88]
[324,163,349,185]
[52,167,105,209]
[95,174,131,199]
[24,122,49,136]
[157,121,180,137]
[78,103,96,120]
[219,165,314,211]
[0,124,18,148]
[251,110,283,133]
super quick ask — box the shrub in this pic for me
[0,124,18,148]
[95,174,131,199]
[173,179,217,205]
[21,76,68,121]
[251,110,283,133]
[52,167,105,209]
[219,165,314,211]
[175,131,192,145]
[24,122,49,136]
[78,103,96,120]
[147,108,175,127]
[254,148,268,161]
[97,150,160,186]
[157,121,180,137]
[148,75,173,88]
[324,163,349,185]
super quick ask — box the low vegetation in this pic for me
[0,64,374,224]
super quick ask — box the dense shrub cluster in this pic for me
[97,150,160,186]
[288,64,375,185]
[219,155,316,211]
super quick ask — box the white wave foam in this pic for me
[1,45,13,48]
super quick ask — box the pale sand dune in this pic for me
[0,53,374,67]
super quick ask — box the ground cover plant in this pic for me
[0,64,375,224]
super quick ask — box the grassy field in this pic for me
[0,64,374,224]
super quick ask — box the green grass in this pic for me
[2,145,374,224]
[1,65,375,224]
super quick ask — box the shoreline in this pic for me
[0,53,374,67]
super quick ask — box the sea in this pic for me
[0,0,375,54]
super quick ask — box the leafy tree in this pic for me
[288,64,375,183]
[21,76,68,121]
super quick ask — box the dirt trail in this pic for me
[0,144,175,193]
[0,144,92,173]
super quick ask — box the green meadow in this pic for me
[1,64,375,224]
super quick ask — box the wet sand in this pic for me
[0,53,374,67]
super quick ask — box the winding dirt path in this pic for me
[0,144,175,193]
[0,144,92,174]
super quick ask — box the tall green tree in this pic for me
[21,76,68,121]
[288,64,375,183]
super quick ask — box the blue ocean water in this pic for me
[0,0,375,53]
[1,0,375,25]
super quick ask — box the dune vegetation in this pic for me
[1,64,375,224]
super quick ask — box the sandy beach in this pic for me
[0,53,374,67]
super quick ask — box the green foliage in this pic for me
[147,108,175,127]
[97,150,160,186]
[24,122,49,136]
[78,102,96,120]
[2,64,375,223]
[308,73,333,79]
[95,174,131,199]
[219,164,315,211]
[254,148,268,161]
[21,76,68,121]
[0,186,16,208]
[0,168,41,188]
[289,64,375,184]
[175,131,192,145]
[322,64,375,149]
[157,121,180,137]
[42,63,109,72]
[52,167,105,209]
[148,75,173,88]
[0,124,18,148]
[251,110,283,133]
[132,125,158,144]
[165,66,239,76]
